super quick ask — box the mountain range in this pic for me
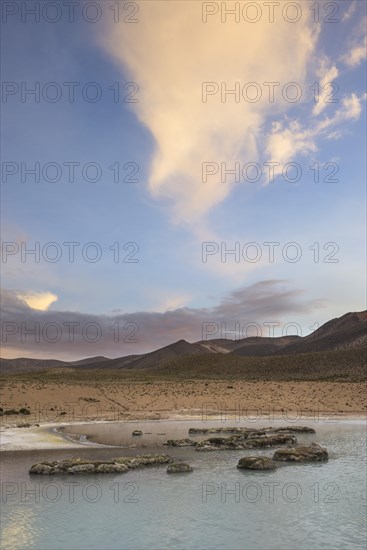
[1,310,366,374]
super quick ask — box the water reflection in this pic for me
[1,506,38,549]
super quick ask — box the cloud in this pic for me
[101,1,318,224]
[342,35,367,67]
[315,92,364,132]
[341,14,367,67]
[341,1,357,22]
[265,119,317,174]
[1,282,325,359]
[265,93,365,179]
[15,291,58,311]
[155,294,191,312]
[312,61,339,116]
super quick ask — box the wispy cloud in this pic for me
[265,92,365,180]
[312,60,339,116]
[342,35,367,67]
[341,15,367,67]
[341,1,357,22]
[101,1,318,224]
[265,119,318,173]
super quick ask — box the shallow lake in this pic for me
[1,418,366,549]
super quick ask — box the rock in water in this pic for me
[114,454,173,468]
[237,456,276,470]
[244,434,296,447]
[196,433,296,451]
[273,426,316,433]
[29,454,173,474]
[68,464,96,474]
[96,463,129,473]
[188,426,315,435]
[29,463,55,475]
[167,462,193,474]
[188,427,253,435]
[163,438,197,447]
[132,430,143,436]
[273,443,328,462]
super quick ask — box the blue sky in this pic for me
[1,0,366,359]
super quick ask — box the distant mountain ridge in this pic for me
[0,356,110,374]
[1,310,366,374]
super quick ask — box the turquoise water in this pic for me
[1,420,366,549]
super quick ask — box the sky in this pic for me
[1,0,366,360]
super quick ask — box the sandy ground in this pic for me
[1,379,366,425]
[1,377,366,451]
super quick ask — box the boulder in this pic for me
[205,437,228,445]
[273,443,328,462]
[167,462,193,474]
[68,464,96,474]
[272,426,316,434]
[244,434,297,447]
[57,458,92,470]
[114,453,173,468]
[29,463,55,475]
[237,456,276,470]
[163,438,197,447]
[96,463,128,473]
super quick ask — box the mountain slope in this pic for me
[230,335,301,356]
[274,311,367,355]
[116,339,210,370]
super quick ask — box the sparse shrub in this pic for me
[82,397,100,403]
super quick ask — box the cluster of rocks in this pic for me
[188,426,315,435]
[29,453,173,475]
[196,433,296,451]
[28,425,327,477]
[237,443,329,471]
[189,427,253,435]
[165,428,300,451]
[164,438,197,447]
[164,425,328,470]
[164,425,319,452]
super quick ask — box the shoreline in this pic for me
[1,412,366,453]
